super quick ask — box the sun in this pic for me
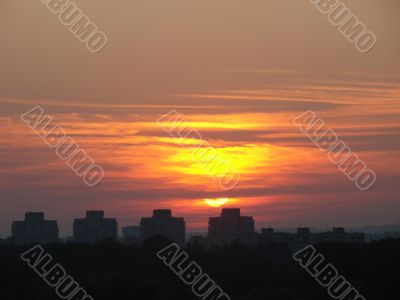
[204,198,229,207]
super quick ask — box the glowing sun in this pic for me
[204,198,229,207]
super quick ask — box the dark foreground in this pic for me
[0,238,399,300]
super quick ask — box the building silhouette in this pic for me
[261,227,365,248]
[121,226,141,245]
[73,211,117,243]
[7,208,367,247]
[316,227,365,244]
[261,227,314,248]
[140,209,185,245]
[122,226,141,239]
[297,227,311,235]
[208,208,255,244]
[11,212,59,244]
[187,235,213,249]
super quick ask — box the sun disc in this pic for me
[204,198,229,207]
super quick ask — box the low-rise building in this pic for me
[316,227,365,244]
[261,227,365,248]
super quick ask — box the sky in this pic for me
[0,0,399,236]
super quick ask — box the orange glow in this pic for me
[2,82,399,230]
[204,198,229,207]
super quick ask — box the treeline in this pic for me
[0,238,399,300]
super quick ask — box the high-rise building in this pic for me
[73,211,117,243]
[121,226,141,245]
[122,226,141,239]
[140,209,185,245]
[12,212,59,244]
[208,208,255,244]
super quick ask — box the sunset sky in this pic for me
[0,0,399,236]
